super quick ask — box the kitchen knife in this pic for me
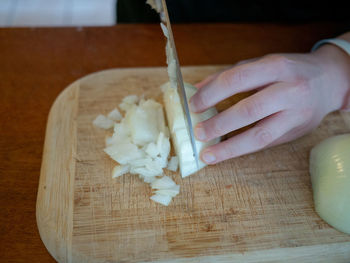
[160,0,199,168]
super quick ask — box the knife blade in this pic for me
[160,0,199,168]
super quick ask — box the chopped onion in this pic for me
[131,167,162,177]
[156,107,169,137]
[150,194,172,206]
[107,108,122,122]
[112,165,130,178]
[160,22,169,38]
[130,157,153,167]
[163,82,220,177]
[125,100,161,146]
[119,95,138,112]
[142,176,157,184]
[159,135,170,159]
[104,142,144,165]
[154,185,180,197]
[145,160,164,175]
[145,142,159,158]
[310,134,350,234]
[113,121,131,139]
[156,132,165,152]
[167,156,179,172]
[93,114,114,130]
[122,95,138,104]
[154,156,168,169]
[119,102,133,112]
[96,94,181,206]
[151,176,176,189]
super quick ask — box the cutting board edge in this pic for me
[36,78,80,263]
[151,242,350,263]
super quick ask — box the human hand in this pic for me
[190,44,350,164]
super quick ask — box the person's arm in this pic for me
[189,32,350,164]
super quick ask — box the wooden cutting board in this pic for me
[36,66,350,263]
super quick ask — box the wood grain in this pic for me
[1,23,349,263]
[37,66,350,263]
[36,81,79,262]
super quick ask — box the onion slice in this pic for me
[163,82,220,177]
[112,165,130,178]
[167,156,179,172]
[107,108,122,122]
[150,194,172,206]
[151,176,176,189]
[93,114,114,130]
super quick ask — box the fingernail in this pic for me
[202,150,216,164]
[195,124,206,141]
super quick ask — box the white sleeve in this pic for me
[312,38,350,55]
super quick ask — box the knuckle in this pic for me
[239,99,262,119]
[232,68,249,86]
[212,119,226,137]
[196,90,211,109]
[265,54,289,67]
[217,70,234,89]
[217,68,248,88]
[232,69,246,85]
[264,54,294,76]
[294,80,311,97]
[253,127,274,148]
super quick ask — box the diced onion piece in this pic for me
[106,133,128,147]
[154,156,168,169]
[93,114,114,130]
[145,160,164,175]
[142,176,157,184]
[112,165,130,178]
[150,194,172,206]
[131,167,162,177]
[107,108,122,122]
[167,156,179,172]
[310,134,350,234]
[105,136,115,146]
[154,185,180,197]
[113,121,131,139]
[119,95,138,112]
[145,142,159,158]
[159,135,170,160]
[125,100,161,146]
[104,142,144,165]
[123,95,138,104]
[163,82,220,177]
[156,132,164,152]
[131,157,153,167]
[119,102,133,112]
[160,22,169,38]
[151,176,176,189]
[156,107,170,137]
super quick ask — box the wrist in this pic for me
[312,42,350,112]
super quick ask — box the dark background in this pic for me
[117,0,350,24]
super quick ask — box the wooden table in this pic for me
[0,23,349,262]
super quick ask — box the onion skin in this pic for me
[310,134,350,234]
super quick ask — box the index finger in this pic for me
[190,55,288,113]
